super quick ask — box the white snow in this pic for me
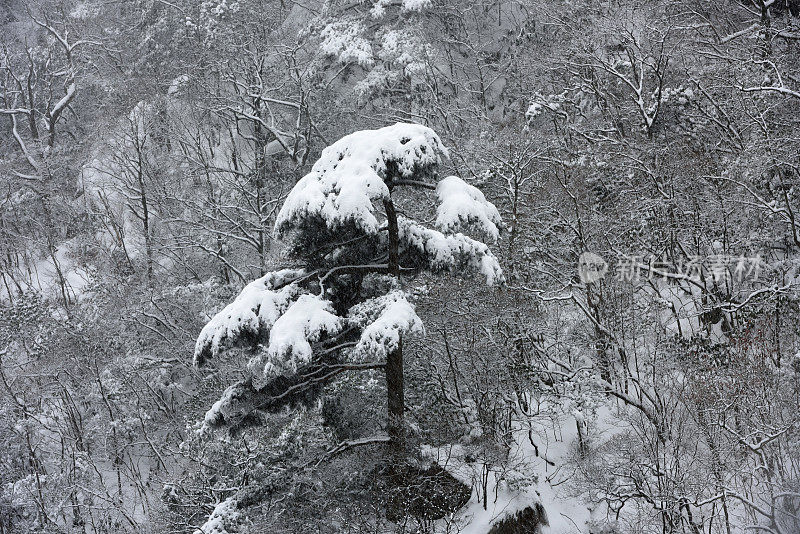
[436,175,502,241]
[48,82,76,124]
[422,443,543,534]
[257,293,342,379]
[168,74,190,95]
[194,269,305,364]
[354,65,400,99]
[423,405,598,534]
[193,497,242,534]
[348,290,424,360]
[69,1,94,19]
[379,30,418,68]
[275,123,448,235]
[319,20,374,67]
[526,102,544,119]
[201,381,247,432]
[0,241,92,303]
[402,0,432,11]
[398,216,504,285]
[657,285,701,338]
[370,0,390,18]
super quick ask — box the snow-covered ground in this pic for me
[1,242,91,303]
[422,407,626,533]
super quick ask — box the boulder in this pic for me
[488,503,548,534]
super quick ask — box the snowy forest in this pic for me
[2,0,800,533]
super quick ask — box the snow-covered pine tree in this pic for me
[193,122,503,456]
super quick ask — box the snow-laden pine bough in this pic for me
[191,123,505,526]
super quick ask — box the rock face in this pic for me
[487,503,549,534]
[382,462,472,522]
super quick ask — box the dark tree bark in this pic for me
[383,198,404,453]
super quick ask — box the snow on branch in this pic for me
[194,269,306,365]
[398,217,504,285]
[201,360,387,432]
[275,122,448,235]
[250,294,343,384]
[201,381,252,432]
[435,175,502,242]
[349,290,423,360]
[320,19,374,67]
[193,497,243,534]
[48,82,76,124]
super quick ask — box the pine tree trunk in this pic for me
[383,198,404,453]
[386,339,404,453]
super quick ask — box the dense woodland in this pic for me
[2,0,800,533]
